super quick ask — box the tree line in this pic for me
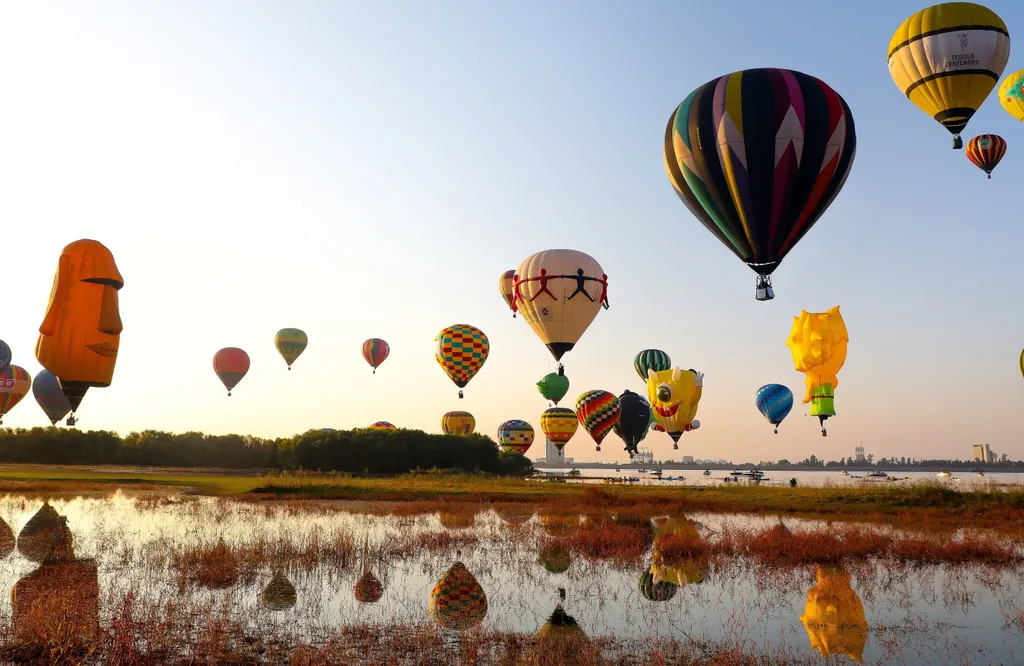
[0,427,533,476]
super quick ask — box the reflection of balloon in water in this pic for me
[0,339,9,375]
[260,572,297,611]
[786,306,848,436]
[889,2,1009,149]
[32,369,71,426]
[647,367,703,449]
[513,249,608,369]
[434,325,489,398]
[35,239,124,421]
[213,348,250,396]
[633,349,671,381]
[537,372,570,406]
[429,562,488,630]
[665,69,856,300]
[965,134,1007,178]
[369,421,396,430]
[755,384,794,434]
[354,571,384,603]
[638,565,677,602]
[17,502,70,563]
[0,366,31,425]
[442,410,476,435]
[613,390,651,456]
[540,407,578,452]
[800,564,868,662]
[999,69,1024,123]
[650,516,708,586]
[498,419,535,455]
[274,328,307,370]
[498,269,516,317]
[0,516,12,561]
[575,390,620,452]
[361,338,390,374]
[537,540,571,574]
[518,601,605,666]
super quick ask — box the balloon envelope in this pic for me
[537,372,570,405]
[361,338,390,373]
[498,269,516,313]
[32,369,71,426]
[999,68,1024,122]
[442,411,476,435]
[0,340,10,376]
[513,249,608,362]
[434,325,489,395]
[369,421,397,430]
[614,390,651,453]
[498,419,534,455]
[0,366,31,422]
[634,350,671,382]
[540,407,578,452]
[274,328,308,369]
[786,306,848,434]
[575,390,620,450]
[755,384,794,432]
[213,348,250,395]
[965,134,1006,177]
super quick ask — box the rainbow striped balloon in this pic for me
[361,338,390,374]
[575,390,620,451]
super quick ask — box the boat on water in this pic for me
[703,469,711,476]
[866,470,889,479]
[937,470,951,478]
[978,471,985,477]
[741,469,765,479]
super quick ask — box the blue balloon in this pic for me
[32,369,72,426]
[0,340,9,375]
[755,384,793,434]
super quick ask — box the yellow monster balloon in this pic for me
[888,2,1010,149]
[786,306,848,437]
[512,249,608,370]
[1000,69,1024,122]
[35,239,124,425]
[646,367,703,449]
[799,564,868,663]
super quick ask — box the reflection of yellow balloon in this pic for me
[646,367,702,438]
[999,69,1024,122]
[517,603,604,666]
[786,306,848,436]
[800,564,868,663]
[888,3,1010,148]
[513,249,608,365]
[650,516,707,586]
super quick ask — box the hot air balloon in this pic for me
[799,564,868,662]
[633,349,671,382]
[999,68,1024,122]
[786,306,848,436]
[498,269,516,317]
[647,367,703,449]
[0,366,31,425]
[498,419,534,455]
[613,390,651,457]
[274,328,307,370]
[435,325,489,398]
[665,68,856,301]
[537,371,570,406]
[575,390,620,452]
[755,384,794,434]
[442,410,476,435]
[369,421,397,430]
[213,348,249,396]
[429,562,488,631]
[0,340,10,376]
[512,250,608,370]
[965,134,1006,178]
[32,369,71,426]
[1020,348,1023,377]
[541,407,578,453]
[361,338,390,374]
[889,2,1010,149]
[35,239,124,424]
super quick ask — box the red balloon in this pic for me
[213,347,249,396]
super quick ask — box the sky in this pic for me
[0,0,1021,464]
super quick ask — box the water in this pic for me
[2,492,1023,664]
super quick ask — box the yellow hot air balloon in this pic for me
[429,561,488,631]
[888,2,1010,149]
[786,306,848,437]
[441,410,476,435]
[540,407,579,453]
[512,249,608,370]
[999,69,1024,122]
[646,367,703,449]
[799,564,868,663]
[499,269,516,317]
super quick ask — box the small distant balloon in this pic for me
[755,384,794,434]
[369,421,397,430]
[362,338,390,374]
[442,411,476,435]
[213,347,250,396]
[274,328,308,370]
[498,269,516,317]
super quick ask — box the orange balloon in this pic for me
[35,239,124,414]
[213,348,250,396]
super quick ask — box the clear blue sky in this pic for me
[0,1,1021,463]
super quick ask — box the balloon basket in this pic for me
[953,135,963,150]
[287,367,291,371]
[458,390,464,399]
[673,443,678,450]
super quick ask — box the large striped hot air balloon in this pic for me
[442,411,476,435]
[889,2,1010,149]
[965,134,1006,178]
[497,419,534,455]
[0,366,31,425]
[434,325,489,399]
[575,390,620,452]
[665,68,856,301]
[213,348,249,396]
[361,338,390,374]
[540,407,578,452]
[274,328,308,370]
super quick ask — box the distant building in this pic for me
[682,455,694,464]
[972,443,992,463]
[634,448,654,465]
[855,446,865,463]
[535,437,573,466]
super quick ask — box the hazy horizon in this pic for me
[1,1,1021,464]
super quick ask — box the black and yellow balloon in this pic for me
[888,2,1010,149]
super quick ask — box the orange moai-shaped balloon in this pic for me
[35,240,124,423]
